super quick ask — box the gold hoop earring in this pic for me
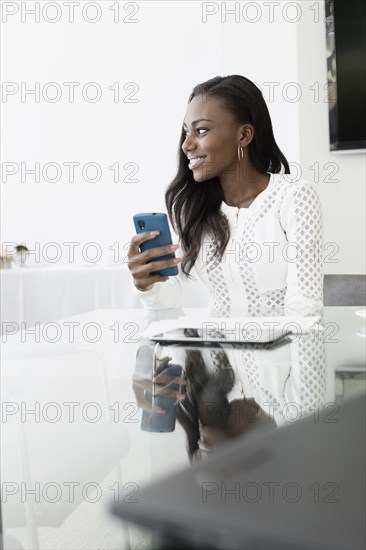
[237,144,244,162]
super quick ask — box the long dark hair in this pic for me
[176,348,235,460]
[165,75,290,277]
[176,347,267,461]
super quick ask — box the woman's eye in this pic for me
[183,128,208,137]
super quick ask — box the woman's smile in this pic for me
[187,155,207,170]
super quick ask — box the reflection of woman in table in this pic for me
[133,328,326,461]
[127,74,323,319]
[176,328,326,461]
[176,348,273,461]
[132,342,271,461]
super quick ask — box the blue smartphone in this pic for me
[141,364,183,433]
[133,212,178,277]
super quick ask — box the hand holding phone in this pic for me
[141,363,185,433]
[127,213,182,291]
[133,213,179,277]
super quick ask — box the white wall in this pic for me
[1,1,225,265]
[219,3,300,166]
[296,0,365,274]
[2,1,365,274]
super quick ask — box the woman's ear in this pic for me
[239,124,255,147]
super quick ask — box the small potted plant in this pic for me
[0,254,15,269]
[14,244,29,266]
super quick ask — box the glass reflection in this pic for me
[132,329,326,463]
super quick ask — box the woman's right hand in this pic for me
[127,231,181,291]
[132,355,186,413]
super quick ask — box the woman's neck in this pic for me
[220,168,270,208]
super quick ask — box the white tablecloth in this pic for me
[0,264,209,329]
[1,265,140,329]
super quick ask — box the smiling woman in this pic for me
[128,75,324,319]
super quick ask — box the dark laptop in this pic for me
[112,392,365,550]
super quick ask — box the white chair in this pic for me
[2,344,132,550]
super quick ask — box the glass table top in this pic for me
[1,306,365,550]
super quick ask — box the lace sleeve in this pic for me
[280,181,324,317]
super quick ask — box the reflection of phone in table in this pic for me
[133,212,178,277]
[141,364,183,433]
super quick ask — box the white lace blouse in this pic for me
[132,173,324,318]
